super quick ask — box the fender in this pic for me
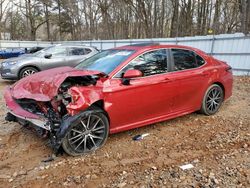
[52,109,103,151]
[66,86,104,116]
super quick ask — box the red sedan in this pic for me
[4,43,233,156]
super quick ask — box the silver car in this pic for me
[0,44,98,80]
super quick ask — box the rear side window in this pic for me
[116,49,168,77]
[69,47,92,56]
[171,49,205,71]
[69,47,85,55]
[196,54,205,66]
[84,48,92,54]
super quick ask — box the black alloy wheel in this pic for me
[200,84,224,115]
[62,108,109,156]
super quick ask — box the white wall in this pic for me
[0,33,249,75]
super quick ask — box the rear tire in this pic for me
[19,67,38,79]
[62,108,109,156]
[200,84,224,115]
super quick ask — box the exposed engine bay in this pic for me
[6,74,104,155]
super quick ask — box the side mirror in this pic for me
[123,69,143,79]
[122,69,143,85]
[44,54,52,59]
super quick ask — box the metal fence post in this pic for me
[210,35,215,55]
[175,37,178,44]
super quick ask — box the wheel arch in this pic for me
[90,99,110,124]
[211,82,225,100]
[200,82,225,115]
[18,65,41,78]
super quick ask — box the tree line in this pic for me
[0,0,249,41]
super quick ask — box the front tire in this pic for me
[200,84,224,115]
[62,109,109,156]
[19,67,38,79]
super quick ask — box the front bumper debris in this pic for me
[4,87,50,130]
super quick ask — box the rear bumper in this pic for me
[223,72,233,100]
[4,87,50,130]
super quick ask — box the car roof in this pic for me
[54,44,95,48]
[114,43,206,54]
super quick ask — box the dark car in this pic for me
[25,46,44,54]
[0,44,98,80]
[4,43,233,156]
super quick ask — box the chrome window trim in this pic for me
[111,47,207,80]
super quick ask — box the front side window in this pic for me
[171,49,205,71]
[116,49,168,77]
[76,49,135,74]
[46,46,67,57]
[36,46,67,57]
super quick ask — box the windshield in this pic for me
[76,49,135,74]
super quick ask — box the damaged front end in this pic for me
[4,67,105,154]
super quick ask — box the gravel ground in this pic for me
[0,76,249,188]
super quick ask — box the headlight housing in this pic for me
[2,61,17,67]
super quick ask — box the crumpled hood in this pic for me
[11,66,102,101]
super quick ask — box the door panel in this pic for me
[40,56,66,70]
[169,49,210,112]
[39,46,67,70]
[167,69,209,112]
[65,55,86,67]
[65,47,87,67]
[105,49,179,130]
[106,75,178,130]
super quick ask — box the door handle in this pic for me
[161,78,172,83]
